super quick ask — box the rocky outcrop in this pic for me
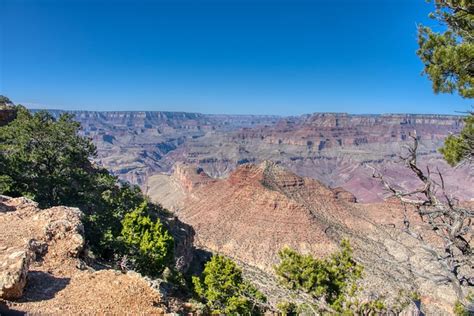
[172,163,216,191]
[159,213,195,272]
[332,187,357,203]
[0,196,84,300]
[0,196,172,314]
[0,108,16,126]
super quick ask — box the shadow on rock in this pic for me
[0,302,25,316]
[0,202,15,213]
[186,248,213,276]
[160,215,196,273]
[19,271,70,302]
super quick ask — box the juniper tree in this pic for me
[192,255,266,315]
[417,0,473,98]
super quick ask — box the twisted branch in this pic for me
[371,133,473,300]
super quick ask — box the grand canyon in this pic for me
[44,110,473,203]
[11,109,464,314]
[1,0,472,314]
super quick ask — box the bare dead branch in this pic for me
[372,134,473,301]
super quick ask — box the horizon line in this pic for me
[27,107,467,118]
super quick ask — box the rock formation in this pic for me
[149,162,469,314]
[0,107,16,127]
[0,246,30,300]
[0,196,171,314]
[37,109,472,203]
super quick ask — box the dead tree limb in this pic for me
[371,133,473,301]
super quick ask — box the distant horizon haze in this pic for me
[1,0,472,115]
[24,105,468,118]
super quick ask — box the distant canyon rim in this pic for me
[42,110,473,203]
[15,108,473,313]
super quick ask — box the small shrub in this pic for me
[454,293,474,316]
[275,239,362,310]
[277,301,298,315]
[192,255,266,315]
[121,202,174,277]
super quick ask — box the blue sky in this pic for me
[1,0,471,115]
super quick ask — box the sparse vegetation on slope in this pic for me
[373,135,474,312]
[192,255,267,315]
[374,134,473,307]
[121,202,174,277]
[0,103,176,278]
[275,240,364,313]
[274,240,419,314]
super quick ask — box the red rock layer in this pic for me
[175,161,368,271]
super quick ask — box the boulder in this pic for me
[0,198,85,300]
[0,246,31,299]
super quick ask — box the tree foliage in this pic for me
[0,95,13,108]
[0,106,97,207]
[274,240,363,312]
[0,104,175,273]
[417,3,474,165]
[121,202,174,277]
[417,0,473,98]
[439,112,474,165]
[276,301,298,315]
[192,255,266,315]
[83,175,150,259]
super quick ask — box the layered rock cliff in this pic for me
[149,162,468,314]
[39,109,470,203]
[168,112,472,202]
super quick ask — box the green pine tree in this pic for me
[417,1,473,98]
[192,255,266,315]
[121,202,174,277]
[439,113,473,165]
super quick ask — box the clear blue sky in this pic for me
[1,0,471,115]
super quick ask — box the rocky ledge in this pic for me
[0,196,171,314]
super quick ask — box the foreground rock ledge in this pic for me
[0,196,167,314]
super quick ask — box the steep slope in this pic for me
[174,161,365,270]
[149,162,466,314]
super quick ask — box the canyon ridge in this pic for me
[43,110,473,203]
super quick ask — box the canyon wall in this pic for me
[36,110,472,202]
[147,162,466,314]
